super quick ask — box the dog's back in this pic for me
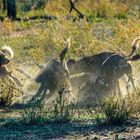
[35,59,60,83]
[67,52,115,74]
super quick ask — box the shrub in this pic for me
[0,78,22,107]
[21,100,48,125]
[20,0,47,12]
[21,86,74,125]
[21,3,32,12]
[51,86,73,123]
[35,0,47,9]
[99,93,140,125]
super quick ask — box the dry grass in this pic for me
[99,92,140,124]
[0,1,140,139]
[1,17,140,64]
[0,78,22,107]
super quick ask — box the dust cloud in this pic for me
[14,61,140,107]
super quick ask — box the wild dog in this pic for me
[0,46,23,87]
[30,39,72,105]
[67,52,114,75]
[81,54,136,104]
[67,37,140,75]
[67,37,140,94]
[94,54,134,95]
[67,52,115,90]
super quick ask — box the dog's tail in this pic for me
[128,37,140,57]
[1,45,14,59]
[127,54,140,61]
[60,37,71,63]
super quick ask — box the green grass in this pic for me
[1,17,140,63]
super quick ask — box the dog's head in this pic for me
[0,51,10,66]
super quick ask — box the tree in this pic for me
[69,0,84,19]
[2,0,6,11]
[6,0,16,20]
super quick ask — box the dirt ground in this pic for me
[0,120,140,140]
[0,108,140,140]
[1,61,140,140]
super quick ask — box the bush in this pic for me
[21,86,73,125]
[21,3,32,12]
[0,78,22,107]
[99,93,140,125]
[35,0,47,9]
[51,86,73,123]
[21,101,48,125]
[20,0,47,12]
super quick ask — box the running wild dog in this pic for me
[31,39,72,104]
[67,37,140,94]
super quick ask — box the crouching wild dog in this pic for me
[0,46,22,87]
[31,38,72,105]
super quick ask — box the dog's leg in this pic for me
[30,83,45,102]
[3,65,22,87]
[129,75,136,93]
[16,68,33,79]
[36,63,46,69]
[9,73,22,87]
[39,88,52,105]
[116,80,121,95]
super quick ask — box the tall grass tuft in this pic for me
[21,100,48,125]
[51,86,74,123]
[0,78,22,107]
[99,92,140,125]
[21,86,74,125]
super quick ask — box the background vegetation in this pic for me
[1,0,140,139]
[0,0,140,63]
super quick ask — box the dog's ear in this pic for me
[1,46,14,59]
[0,50,5,56]
[128,54,140,61]
[67,59,76,66]
[0,53,10,66]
